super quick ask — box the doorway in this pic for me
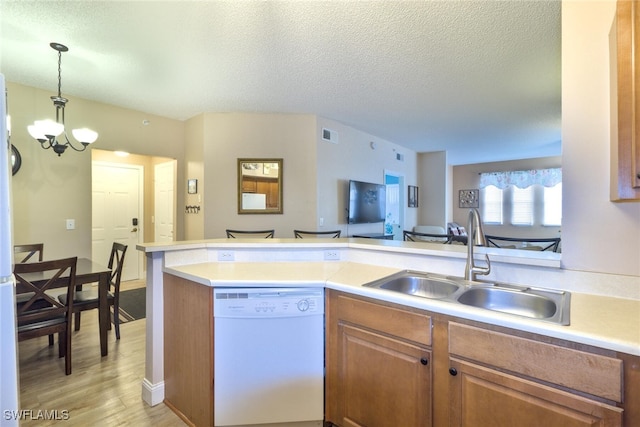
[384,170,405,240]
[92,162,143,281]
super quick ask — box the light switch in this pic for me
[66,219,75,230]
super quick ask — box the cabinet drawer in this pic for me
[448,322,623,402]
[334,293,431,346]
[242,178,257,192]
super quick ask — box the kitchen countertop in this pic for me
[165,261,640,356]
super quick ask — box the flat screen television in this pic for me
[348,180,386,224]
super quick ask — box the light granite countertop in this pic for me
[165,261,640,356]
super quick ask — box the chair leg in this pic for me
[63,330,71,375]
[48,334,54,346]
[113,303,121,340]
[74,311,81,331]
[58,332,65,358]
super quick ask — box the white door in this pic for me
[92,163,143,281]
[385,171,405,240]
[154,161,176,243]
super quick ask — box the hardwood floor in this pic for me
[16,281,185,426]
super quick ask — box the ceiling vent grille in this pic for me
[322,128,338,144]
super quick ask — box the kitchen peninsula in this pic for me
[137,238,640,426]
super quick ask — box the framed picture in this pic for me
[408,185,419,208]
[459,189,479,208]
[188,179,198,194]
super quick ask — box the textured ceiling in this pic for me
[0,1,561,165]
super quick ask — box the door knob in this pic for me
[131,227,138,232]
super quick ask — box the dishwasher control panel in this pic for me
[214,287,324,317]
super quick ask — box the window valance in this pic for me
[479,168,562,189]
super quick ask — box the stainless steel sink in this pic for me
[457,286,570,324]
[363,270,571,325]
[363,270,462,299]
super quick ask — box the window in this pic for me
[481,185,503,224]
[543,183,562,226]
[511,186,534,225]
[479,168,562,227]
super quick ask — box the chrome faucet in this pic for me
[464,208,491,281]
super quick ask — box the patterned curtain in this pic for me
[479,168,562,189]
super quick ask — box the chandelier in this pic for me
[27,42,98,156]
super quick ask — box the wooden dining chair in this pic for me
[403,230,450,243]
[14,257,78,375]
[14,243,54,345]
[294,230,341,238]
[14,243,44,263]
[485,235,562,252]
[59,242,128,339]
[225,229,275,238]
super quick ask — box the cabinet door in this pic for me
[256,180,279,208]
[448,358,623,427]
[336,323,432,427]
[611,0,640,200]
[164,274,214,427]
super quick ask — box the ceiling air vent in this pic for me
[322,128,338,144]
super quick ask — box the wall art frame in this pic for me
[459,189,479,208]
[408,185,419,208]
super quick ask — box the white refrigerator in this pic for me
[0,73,20,426]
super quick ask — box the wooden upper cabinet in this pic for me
[610,0,640,201]
[241,177,257,193]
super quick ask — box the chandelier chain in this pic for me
[57,49,62,98]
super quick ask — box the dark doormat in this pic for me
[117,288,146,322]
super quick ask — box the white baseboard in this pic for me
[141,378,165,406]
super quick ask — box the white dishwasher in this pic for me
[213,287,325,427]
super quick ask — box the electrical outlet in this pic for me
[218,251,235,261]
[324,250,340,261]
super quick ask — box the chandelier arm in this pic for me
[62,132,88,152]
[38,138,54,150]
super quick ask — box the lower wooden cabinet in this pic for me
[163,274,214,427]
[160,284,638,427]
[448,359,622,427]
[326,291,433,427]
[326,290,638,427]
[337,324,432,427]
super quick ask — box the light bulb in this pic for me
[36,119,64,137]
[72,128,98,144]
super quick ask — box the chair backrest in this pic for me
[14,257,77,325]
[485,235,561,252]
[226,229,275,238]
[294,230,341,238]
[403,230,449,243]
[447,222,467,237]
[14,243,44,263]
[108,242,128,294]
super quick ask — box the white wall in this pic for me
[186,114,418,240]
[316,117,418,237]
[199,113,318,239]
[184,114,205,240]
[417,151,448,229]
[562,1,640,276]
